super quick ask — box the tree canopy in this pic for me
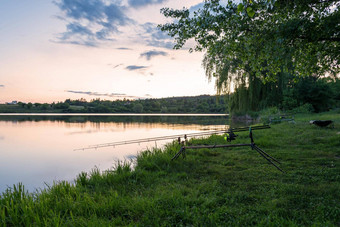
[160,0,339,90]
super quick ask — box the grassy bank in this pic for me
[1,112,340,226]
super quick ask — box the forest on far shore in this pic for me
[1,76,340,115]
[0,95,227,114]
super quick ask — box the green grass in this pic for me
[1,111,340,226]
[69,105,85,110]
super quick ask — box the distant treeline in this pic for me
[0,95,227,113]
[3,76,339,115]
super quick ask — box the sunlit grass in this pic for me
[1,111,339,225]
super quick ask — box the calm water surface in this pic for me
[0,114,229,192]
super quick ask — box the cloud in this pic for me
[67,90,125,96]
[113,63,123,68]
[54,0,176,48]
[125,65,149,71]
[140,50,168,60]
[141,23,174,49]
[128,0,168,8]
[116,47,132,50]
[66,90,139,99]
[54,0,133,46]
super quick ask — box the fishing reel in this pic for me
[224,130,238,142]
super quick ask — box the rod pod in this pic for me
[172,127,285,173]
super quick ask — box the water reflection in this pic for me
[0,115,229,193]
[0,115,228,125]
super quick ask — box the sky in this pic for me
[0,0,216,103]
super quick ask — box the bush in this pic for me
[260,107,280,115]
[291,103,314,114]
[281,77,336,113]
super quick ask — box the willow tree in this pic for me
[159,0,339,112]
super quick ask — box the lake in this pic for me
[0,114,232,193]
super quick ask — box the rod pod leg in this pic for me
[252,144,285,173]
[172,147,185,161]
[254,145,281,164]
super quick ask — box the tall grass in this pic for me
[1,111,339,226]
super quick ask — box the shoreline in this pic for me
[0,113,228,116]
[1,111,339,225]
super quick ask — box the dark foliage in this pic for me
[0,95,228,114]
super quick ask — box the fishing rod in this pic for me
[75,125,270,151]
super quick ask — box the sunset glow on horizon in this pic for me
[0,0,216,104]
